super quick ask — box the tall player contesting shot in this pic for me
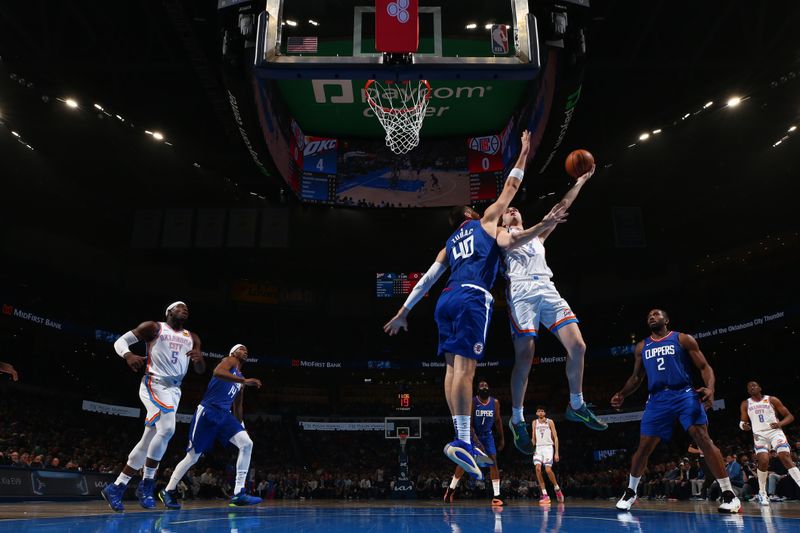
[384,131,568,479]
[611,309,741,513]
[102,302,205,512]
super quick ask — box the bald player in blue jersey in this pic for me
[384,131,568,479]
[611,309,741,514]
[159,344,262,509]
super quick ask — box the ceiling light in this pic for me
[639,133,650,141]
[703,101,713,109]
[789,126,797,132]
[308,20,319,26]
[682,113,690,120]
[144,130,153,135]
[726,96,741,107]
[285,20,297,26]
[465,23,477,29]
[652,129,662,134]
[484,23,493,30]
[65,99,78,108]
[94,103,103,111]
[152,132,164,141]
[11,131,19,137]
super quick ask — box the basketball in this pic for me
[565,149,595,178]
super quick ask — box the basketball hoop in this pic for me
[398,427,410,451]
[365,79,431,155]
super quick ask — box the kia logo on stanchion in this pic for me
[387,0,410,23]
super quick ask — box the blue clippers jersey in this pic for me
[445,220,502,290]
[200,366,243,411]
[473,396,496,435]
[642,331,693,393]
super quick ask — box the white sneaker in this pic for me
[718,493,741,514]
[616,489,637,511]
[757,492,770,506]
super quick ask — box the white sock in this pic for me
[569,393,584,410]
[143,466,157,480]
[511,406,524,424]
[628,475,640,492]
[449,476,459,490]
[452,416,458,433]
[115,472,132,486]
[492,479,500,496]
[788,466,800,487]
[554,485,560,492]
[758,469,769,494]
[455,415,471,444]
[234,470,248,494]
[717,477,733,493]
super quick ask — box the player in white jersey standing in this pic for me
[498,165,606,456]
[101,301,205,512]
[531,406,564,504]
[739,381,800,505]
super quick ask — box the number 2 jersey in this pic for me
[641,331,693,393]
[445,219,502,291]
[201,365,243,411]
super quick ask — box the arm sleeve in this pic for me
[114,331,139,357]
[401,262,446,310]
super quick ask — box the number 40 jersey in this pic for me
[445,219,502,290]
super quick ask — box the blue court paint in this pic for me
[0,503,795,532]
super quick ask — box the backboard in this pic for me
[385,416,422,439]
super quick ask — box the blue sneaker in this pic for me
[508,419,535,455]
[101,483,126,512]
[135,478,157,509]
[444,440,484,480]
[229,490,262,507]
[158,488,181,510]
[565,403,608,431]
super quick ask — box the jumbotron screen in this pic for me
[376,272,424,299]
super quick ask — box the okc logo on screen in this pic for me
[469,135,501,155]
[387,0,410,24]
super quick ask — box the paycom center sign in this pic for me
[275,79,527,138]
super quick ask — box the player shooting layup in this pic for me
[385,131,567,479]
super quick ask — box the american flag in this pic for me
[287,36,318,53]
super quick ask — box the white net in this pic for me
[365,79,431,155]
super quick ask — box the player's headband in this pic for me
[229,344,245,355]
[165,301,187,317]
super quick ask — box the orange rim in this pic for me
[365,79,431,115]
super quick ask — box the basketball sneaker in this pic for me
[101,483,126,512]
[756,492,770,506]
[508,420,534,455]
[159,488,181,510]
[565,403,608,431]
[539,493,551,505]
[491,497,506,507]
[443,487,455,503]
[230,490,262,507]
[135,478,157,509]
[555,489,564,503]
[718,491,741,514]
[444,440,484,480]
[616,488,637,511]
[474,445,494,467]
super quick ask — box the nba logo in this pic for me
[491,25,509,55]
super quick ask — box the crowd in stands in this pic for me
[3,383,799,505]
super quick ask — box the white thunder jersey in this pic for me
[146,321,194,384]
[503,230,553,281]
[747,396,779,436]
[534,418,553,446]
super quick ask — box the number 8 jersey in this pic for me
[642,331,692,393]
[445,220,502,290]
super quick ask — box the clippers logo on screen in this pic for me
[375,0,419,53]
[303,136,338,174]
[468,135,503,173]
[290,119,305,169]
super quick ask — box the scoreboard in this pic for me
[376,272,424,299]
